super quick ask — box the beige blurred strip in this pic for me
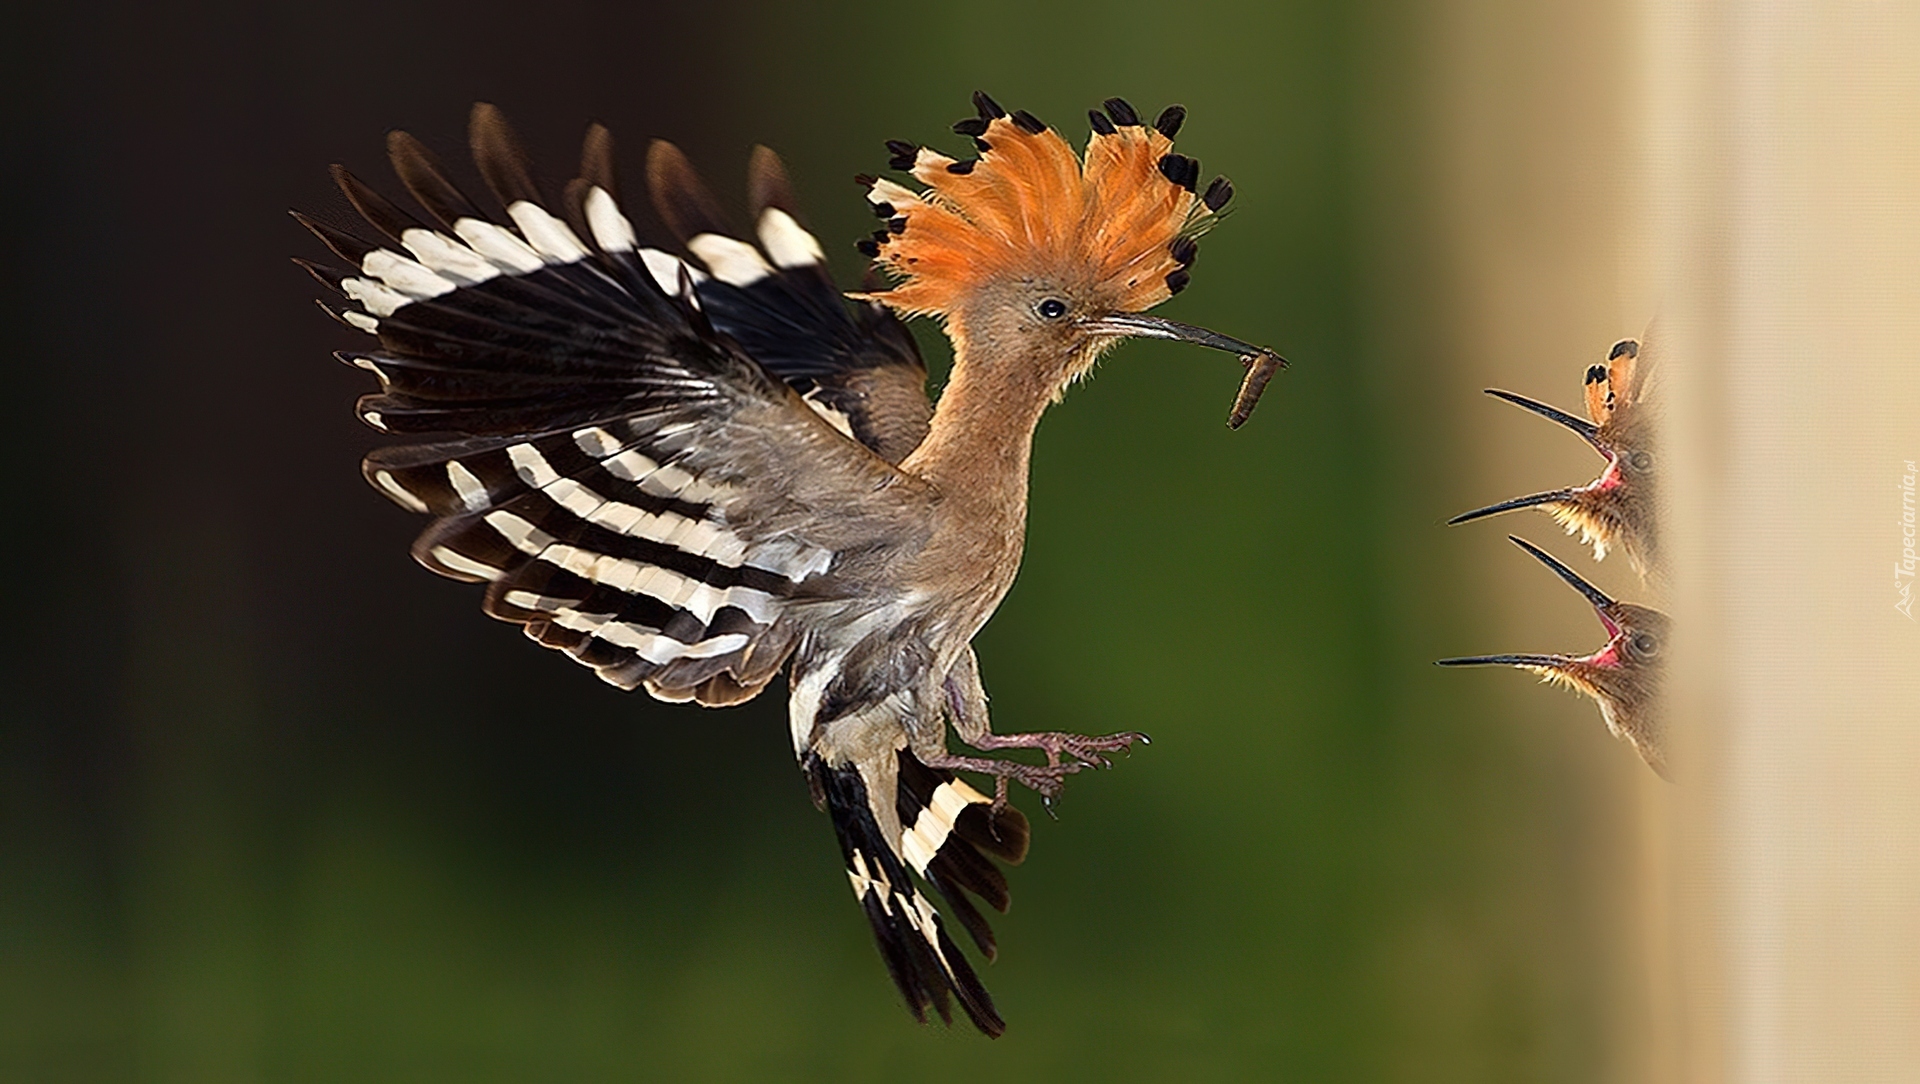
[1415,0,1662,1078]
[1403,1,1655,1079]
[1647,1,1920,1081]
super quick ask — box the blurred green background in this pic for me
[4,0,1646,1080]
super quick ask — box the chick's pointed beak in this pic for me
[1507,536,1614,610]
[1081,312,1288,429]
[1436,538,1623,675]
[1435,652,1572,670]
[1447,486,1580,526]
[1484,388,1606,452]
[1504,535,1629,642]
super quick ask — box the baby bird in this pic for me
[1450,336,1660,577]
[1439,536,1669,779]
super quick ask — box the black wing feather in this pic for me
[643,142,934,463]
[469,102,547,209]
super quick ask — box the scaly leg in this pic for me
[940,647,1149,784]
[916,748,1089,803]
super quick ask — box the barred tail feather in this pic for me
[809,753,1018,1037]
[893,749,1028,959]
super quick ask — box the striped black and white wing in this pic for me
[643,140,933,465]
[299,105,936,705]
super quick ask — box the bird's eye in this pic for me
[1628,450,1654,472]
[1631,632,1659,656]
[1036,298,1068,320]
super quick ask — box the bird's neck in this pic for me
[901,335,1062,518]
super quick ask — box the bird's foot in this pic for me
[967,729,1150,770]
[920,751,1090,804]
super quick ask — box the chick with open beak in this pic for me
[1449,338,1660,577]
[1438,536,1670,779]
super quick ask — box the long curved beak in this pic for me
[1508,536,1614,609]
[1447,486,1578,526]
[1509,535,1623,639]
[1436,538,1618,672]
[1484,389,1605,453]
[1436,653,1569,669]
[1083,313,1288,429]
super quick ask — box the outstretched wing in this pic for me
[299,104,936,704]
[643,140,934,465]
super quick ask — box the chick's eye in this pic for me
[1628,450,1654,471]
[1631,633,1659,656]
[1036,298,1068,320]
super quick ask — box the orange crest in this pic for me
[1582,338,1641,427]
[855,93,1230,318]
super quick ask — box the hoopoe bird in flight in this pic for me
[1438,537,1670,778]
[298,92,1281,1036]
[1449,336,1661,578]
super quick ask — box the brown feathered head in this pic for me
[848,93,1282,425]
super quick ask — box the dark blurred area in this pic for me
[2,1,1638,1081]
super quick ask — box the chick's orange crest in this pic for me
[856,92,1231,318]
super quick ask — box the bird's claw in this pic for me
[929,731,1148,808]
[923,751,1089,803]
[970,728,1149,771]
[1009,759,1090,799]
